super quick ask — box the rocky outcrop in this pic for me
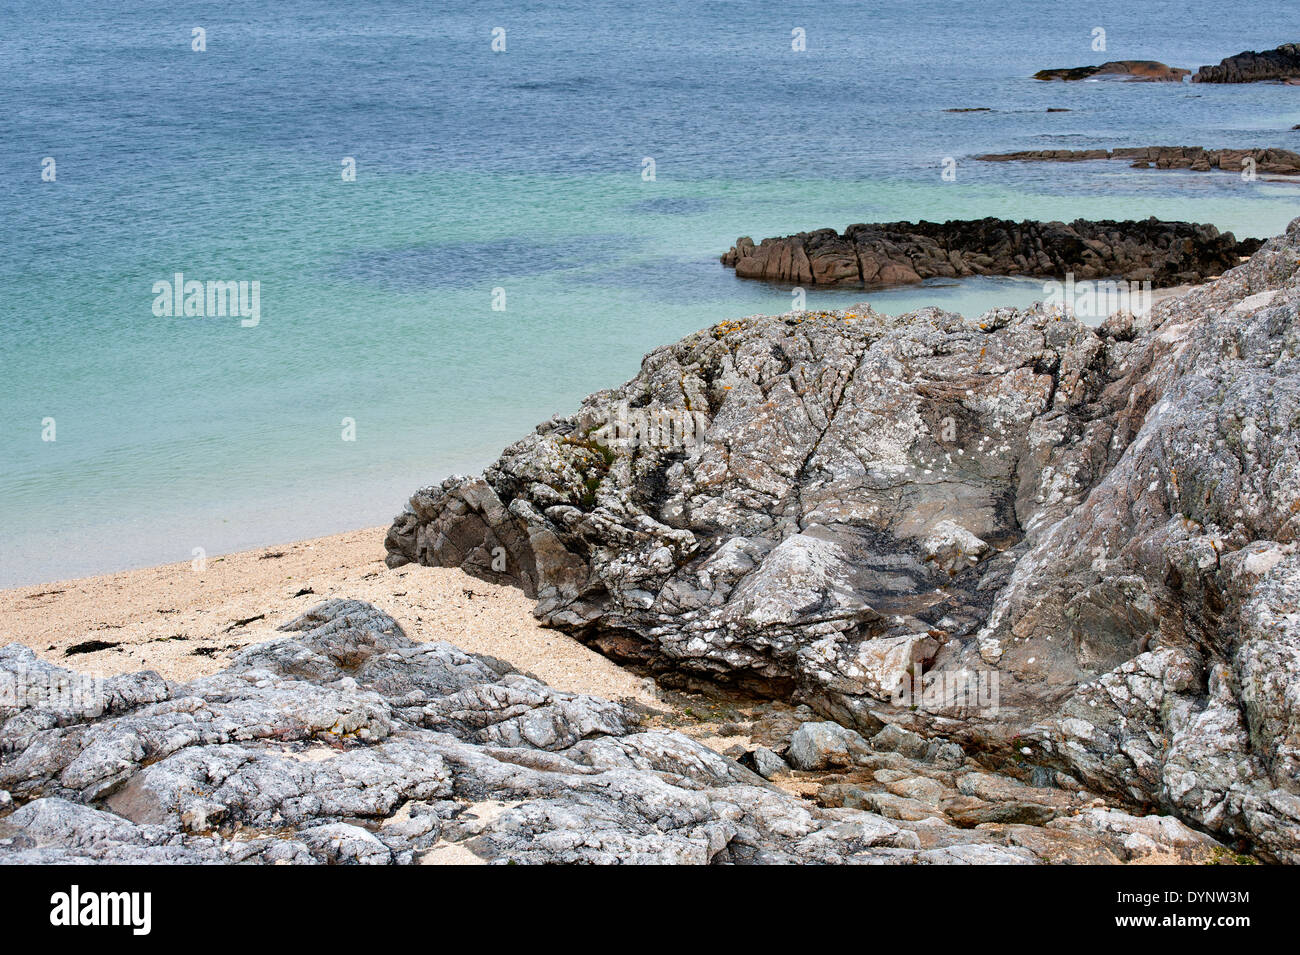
[1034,61,1189,82]
[0,599,1239,864]
[718,218,1255,289]
[1194,43,1300,83]
[977,146,1300,176]
[388,220,1300,861]
[0,599,915,864]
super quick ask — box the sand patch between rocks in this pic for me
[0,526,655,707]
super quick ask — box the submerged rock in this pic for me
[718,217,1254,289]
[389,220,1300,861]
[977,146,1300,177]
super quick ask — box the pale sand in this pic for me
[1152,284,1194,303]
[0,526,657,707]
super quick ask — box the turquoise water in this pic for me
[2,1,1299,585]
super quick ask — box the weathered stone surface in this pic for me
[1043,808,1227,862]
[389,219,1300,861]
[787,721,871,771]
[871,724,932,760]
[977,146,1300,177]
[719,218,1255,289]
[1194,44,1300,83]
[1034,61,1190,82]
[3,599,1061,865]
[750,746,788,779]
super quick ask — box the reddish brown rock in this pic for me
[1034,60,1189,82]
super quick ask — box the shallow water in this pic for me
[2,0,1298,585]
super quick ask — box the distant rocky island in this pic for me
[1034,42,1300,84]
[977,146,1300,176]
[1034,60,1188,82]
[716,217,1257,289]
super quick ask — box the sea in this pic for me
[2,0,1298,585]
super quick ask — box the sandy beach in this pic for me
[0,526,657,707]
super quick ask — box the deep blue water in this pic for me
[2,0,1298,585]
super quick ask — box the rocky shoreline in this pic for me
[976,146,1300,177]
[0,599,1244,864]
[5,232,1297,864]
[386,219,1300,863]
[717,217,1257,289]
